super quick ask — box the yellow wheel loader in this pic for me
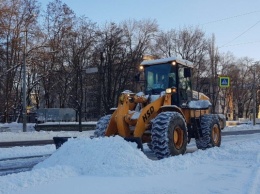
[54,57,225,159]
[93,57,225,159]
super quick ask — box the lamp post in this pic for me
[22,30,27,132]
[253,63,257,125]
[23,13,37,131]
[253,67,256,125]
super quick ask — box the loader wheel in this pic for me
[94,115,111,137]
[147,143,153,151]
[195,114,221,149]
[151,112,187,159]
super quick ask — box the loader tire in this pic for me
[195,114,221,149]
[151,112,187,159]
[94,115,111,137]
[147,143,153,151]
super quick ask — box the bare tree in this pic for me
[207,34,220,113]
[153,29,177,57]
[153,27,209,91]
[93,23,128,114]
[0,0,39,122]
[93,20,158,115]
[65,17,97,129]
[1,0,259,123]
[123,19,158,91]
[224,57,254,119]
[40,0,75,108]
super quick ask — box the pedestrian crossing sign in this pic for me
[219,76,230,87]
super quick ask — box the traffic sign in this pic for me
[219,76,230,87]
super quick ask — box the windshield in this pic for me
[144,64,176,94]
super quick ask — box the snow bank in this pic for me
[0,130,94,142]
[35,136,158,176]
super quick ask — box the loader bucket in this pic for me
[124,137,143,151]
[53,137,75,149]
[53,136,143,151]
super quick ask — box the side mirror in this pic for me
[184,68,192,78]
[134,73,140,81]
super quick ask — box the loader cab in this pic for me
[140,57,193,107]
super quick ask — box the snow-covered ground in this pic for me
[0,121,259,142]
[0,122,95,142]
[0,122,260,194]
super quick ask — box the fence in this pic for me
[36,108,76,122]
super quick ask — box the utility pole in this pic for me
[22,30,27,132]
[253,64,256,125]
[22,13,36,131]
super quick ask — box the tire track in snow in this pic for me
[247,153,260,194]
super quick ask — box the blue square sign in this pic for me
[219,77,230,87]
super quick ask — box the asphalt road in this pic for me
[0,129,260,148]
[0,154,51,176]
[0,140,54,148]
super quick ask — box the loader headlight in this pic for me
[171,61,176,66]
[166,87,177,94]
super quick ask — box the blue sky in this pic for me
[41,0,260,61]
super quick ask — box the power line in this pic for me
[220,20,260,47]
[200,10,260,49]
[219,40,260,48]
[202,10,260,25]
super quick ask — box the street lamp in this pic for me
[22,30,27,132]
[21,13,36,132]
[253,68,256,125]
[252,62,259,125]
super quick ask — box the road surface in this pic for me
[0,129,260,176]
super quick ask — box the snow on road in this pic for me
[0,123,260,194]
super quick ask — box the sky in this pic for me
[0,123,260,194]
[41,0,260,61]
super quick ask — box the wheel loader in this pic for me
[93,57,225,159]
[54,57,226,159]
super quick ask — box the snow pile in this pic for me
[35,136,158,176]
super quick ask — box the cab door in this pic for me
[177,67,192,106]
